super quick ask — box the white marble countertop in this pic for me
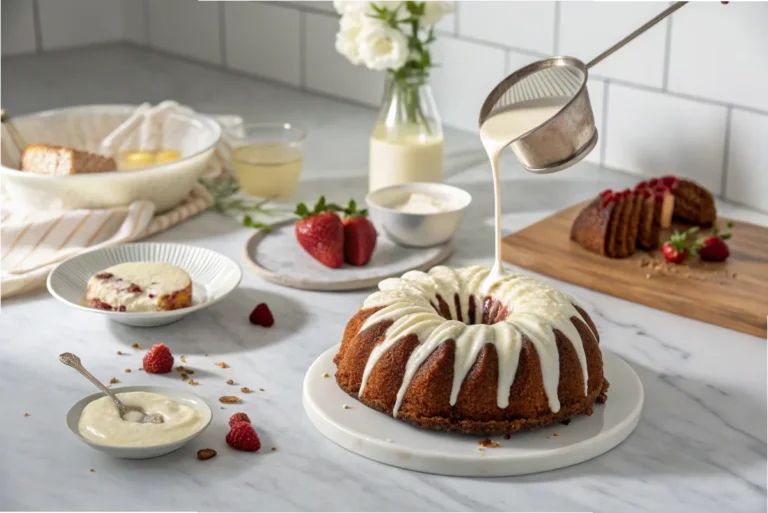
[1,45,766,512]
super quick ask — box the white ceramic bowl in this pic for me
[47,242,242,327]
[366,183,472,247]
[66,385,213,459]
[0,105,221,213]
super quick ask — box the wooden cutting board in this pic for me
[501,202,768,338]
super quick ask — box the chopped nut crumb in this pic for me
[478,438,500,448]
[342,404,350,409]
[322,372,329,378]
[109,377,119,384]
[188,379,199,386]
[116,350,123,355]
[181,373,188,380]
[553,433,560,437]
[23,413,29,417]
[271,447,277,451]
[197,448,217,460]
[259,388,264,392]
[124,368,131,373]
[502,434,510,440]
[138,367,143,371]
[180,356,187,363]
[89,468,94,473]
[215,362,228,368]
[131,343,145,349]
[226,379,234,385]
[241,387,251,393]
[219,396,240,404]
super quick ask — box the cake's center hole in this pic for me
[432,294,510,325]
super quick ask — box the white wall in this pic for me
[2,0,767,212]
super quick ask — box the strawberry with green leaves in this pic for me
[661,227,699,264]
[342,199,377,266]
[294,196,345,268]
[696,222,733,262]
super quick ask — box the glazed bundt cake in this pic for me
[334,266,608,435]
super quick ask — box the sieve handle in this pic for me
[587,1,687,69]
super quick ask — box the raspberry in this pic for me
[228,412,251,428]
[249,303,274,327]
[142,343,174,374]
[226,422,261,452]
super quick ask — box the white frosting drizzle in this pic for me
[358,266,594,417]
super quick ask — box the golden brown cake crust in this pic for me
[21,143,117,175]
[335,305,608,435]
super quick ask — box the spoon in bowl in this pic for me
[59,352,164,424]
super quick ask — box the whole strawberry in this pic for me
[342,199,377,266]
[697,222,732,262]
[142,343,174,374]
[295,196,344,268]
[228,412,251,428]
[226,421,261,452]
[661,227,699,264]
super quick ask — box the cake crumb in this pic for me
[259,388,264,392]
[271,447,277,452]
[478,438,500,448]
[241,387,251,394]
[89,468,94,473]
[109,377,118,384]
[226,379,234,385]
[342,404,350,409]
[546,436,551,439]
[181,373,188,380]
[219,396,240,404]
[502,434,510,440]
[138,367,143,371]
[553,433,560,437]
[23,413,29,417]
[215,362,228,369]
[116,350,123,355]
[124,368,131,373]
[131,343,145,349]
[197,448,216,460]
[188,379,199,386]
[180,356,187,363]
[322,372,329,378]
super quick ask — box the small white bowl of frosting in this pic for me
[366,182,471,247]
[66,386,212,459]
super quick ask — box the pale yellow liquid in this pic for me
[479,96,571,284]
[369,124,444,192]
[233,143,303,198]
[117,149,181,170]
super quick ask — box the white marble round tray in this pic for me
[303,344,643,477]
[243,220,452,291]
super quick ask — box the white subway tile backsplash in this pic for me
[225,3,301,87]
[293,2,336,13]
[668,2,768,113]
[149,0,221,65]
[725,109,768,211]
[303,12,384,106]
[1,0,36,55]
[121,0,147,44]
[559,2,668,88]
[459,1,555,55]
[431,36,506,133]
[604,84,728,194]
[38,0,122,50]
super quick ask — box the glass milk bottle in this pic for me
[369,76,444,192]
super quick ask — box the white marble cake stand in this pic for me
[303,345,643,477]
[243,220,452,291]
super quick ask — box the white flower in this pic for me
[333,1,368,15]
[335,12,366,65]
[357,23,409,71]
[421,1,455,26]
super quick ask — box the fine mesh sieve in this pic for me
[479,1,688,174]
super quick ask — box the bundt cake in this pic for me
[334,266,608,435]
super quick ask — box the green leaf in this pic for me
[727,221,734,229]
[314,196,326,213]
[295,203,309,218]
[720,233,732,240]
[243,215,253,226]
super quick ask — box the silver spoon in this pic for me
[59,352,164,424]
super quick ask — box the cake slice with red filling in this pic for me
[653,175,716,227]
[571,189,631,258]
[86,262,192,312]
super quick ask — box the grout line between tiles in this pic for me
[600,80,610,166]
[142,0,150,44]
[218,2,227,66]
[453,2,460,36]
[661,1,674,91]
[31,0,43,52]
[720,107,733,198]
[553,1,561,55]
[299,10,307,89]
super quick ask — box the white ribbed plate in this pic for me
[47,243,242,327]
[303,345,643,477]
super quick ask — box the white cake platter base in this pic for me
[303,344,643,477]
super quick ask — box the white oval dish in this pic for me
[303,344,643,477]
[66,385,213,459]
[47,242,242,327]
[0,105,221,213]
[366,182,471,247]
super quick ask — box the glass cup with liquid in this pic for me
[228,123,306,198]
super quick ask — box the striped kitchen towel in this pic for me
[0,185,213,298]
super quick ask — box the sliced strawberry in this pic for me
[342,199,377,266]
[661,227,699,264]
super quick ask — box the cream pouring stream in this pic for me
[479,96,572,286]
